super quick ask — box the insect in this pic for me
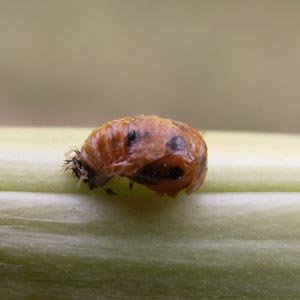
[64,115,207,197]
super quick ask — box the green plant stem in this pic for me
[0,127,300,193]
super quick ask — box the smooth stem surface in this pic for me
[0,127,300,194]
[1,191,300,299]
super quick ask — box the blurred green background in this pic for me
[0,1,299,132]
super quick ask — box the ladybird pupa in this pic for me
[64,115,207,198]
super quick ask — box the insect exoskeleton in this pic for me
[64,115,207,197]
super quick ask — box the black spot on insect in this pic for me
[134,164,160,184]
[134,163,183,184]
[166,136,187,151]
[127,130,141,147]
[167,167,183,179]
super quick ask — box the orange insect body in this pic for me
[65,115,207,197]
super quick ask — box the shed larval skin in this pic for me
[76,115,207,197]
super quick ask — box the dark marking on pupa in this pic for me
[166,135,187,151]
[134,163,183,185]
[127,130,141,147]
